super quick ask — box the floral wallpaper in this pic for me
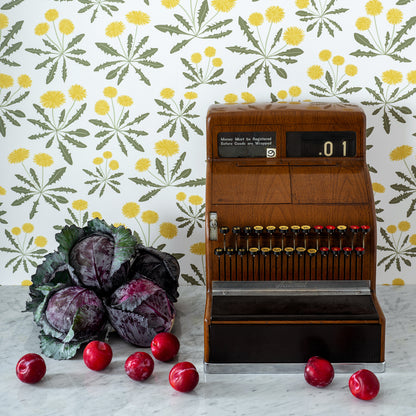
[0,0,415,286]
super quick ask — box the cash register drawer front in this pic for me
[208,323,382,363]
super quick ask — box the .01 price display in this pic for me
[286,131,356,158]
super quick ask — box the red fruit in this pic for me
[304,356,334,388]
[16,353,46,384]
[169,361,199,393]
[349,369,380,400]
[151,333,180,362]
[125,352,154,381]
[83,341,113,371]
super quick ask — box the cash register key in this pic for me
[301,225,311,234]
[237,248,246,256]
[307,248,317,257]
[314,225,324,234]
[266,225,276,234]
[337,225,347,235]
[214,248,224,256]
[232,226,241,234]
[291,225,300,234]
[355,247,365,256]
[361,225,370,234]
[220,226,229,234]
[284,247,294,256]
[253,225,263,235]
[343,247,353,256]
[296,247,306,256]
[261,247,271,256]
[243,226,252,235]
[249,247,259,256]
[279,225,289,234]
[272,247,282,256]
[319,247,329,256]
[331,247,341,257]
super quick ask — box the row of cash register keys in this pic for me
[213,224,371,281]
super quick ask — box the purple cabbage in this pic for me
[106,277,175,347]
[130,246,180,302]
[36,285,107,359]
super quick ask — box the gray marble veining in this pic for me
[1,285,415,415]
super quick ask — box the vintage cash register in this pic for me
[204,102,385,373]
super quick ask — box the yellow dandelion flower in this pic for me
[265,6,285,23]
[0,13,9,29]
[212,57,222,67]
[21,280,33,286]
[365,0,383,16]
[35,23,49,36]
[160,88,175,99]
[109,160,119,170]
[248,13,264,27]
[68,84,86,101]
[345,64,358,76]
[211,0,236,13]
[34,236,47,247]
[283,27,304,46]
[141,210,159,224]
[319,49,331,61]
[407,71,416,84]
[289,86,301,97]
[18,75,32,88]
[277,90,288,100]
[0,186,6,195]
[8,148,29,164]
[11,227,21,236]
[189,195,203,205]
[386,225,397,234]
[117,95,133,107]
[92,211,102,219]
[307,65,324,80]
[126,11,150,25]
[95,100,110,116]
[383,70,403,86]
[106,21,125,38]
[409,234,416,245]
[390,145,412,161]
[162,0,180,8]
[205,46,216,57]
[33,153,53,167]
[104,86,117,98]
[398,221,411,232]
[103,151,112,159]
[372,183,385,193]
[59,19,74,35]
[190,242,205,255]
[155,139,179,157]
[122,202,140,218]
[356,17,371,31]
[392,278,404,286]
[40,91,66,109]
[184,91,198,100]
[332,55,345,66]
[45,9,59,22]
[0,73,13,89]
[191,53,202,63]
[241,92,256,103]
[135,158,151,172]
[72,199,88,211]
[386,8,403,25]
[176,192,186,201]
[296,0,310,8]
[93,157,104,165]
[224,93,238,103]
[22,223,34,233]
[159,222,177,239]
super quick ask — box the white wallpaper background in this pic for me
[0,0,415,286]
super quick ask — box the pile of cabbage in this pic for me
[25,218,179,360]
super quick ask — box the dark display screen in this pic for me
[286,131,356,157]
[218,131,277,158]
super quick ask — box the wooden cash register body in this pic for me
[204,102,385,373]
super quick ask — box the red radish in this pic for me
[125,352,154,381]
[151,333,180,362]
[169,361,199,392]
[304,356,334,388]
[349,369,380,400]
[16,353,46,384]
[83,341,112,371]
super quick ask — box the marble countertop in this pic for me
[1,285,416,415]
